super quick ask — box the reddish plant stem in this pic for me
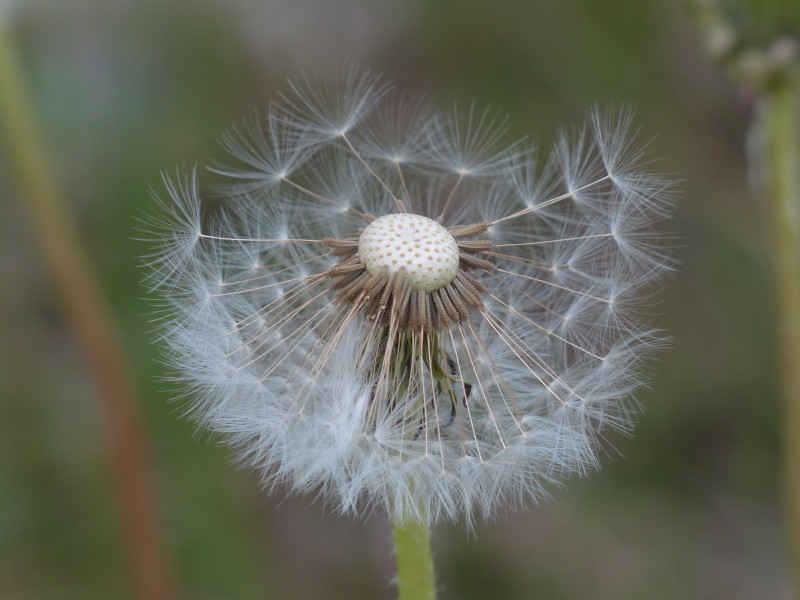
[0,22,180,600]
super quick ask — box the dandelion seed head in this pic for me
[144,72,673,525]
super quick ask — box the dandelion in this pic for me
[144,70,673,529]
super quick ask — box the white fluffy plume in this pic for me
[143,69,673,525]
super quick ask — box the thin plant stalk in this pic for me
[755,80,800,585]
[691,1,800,587]
[0,21,179,600]
[392,517,437,600]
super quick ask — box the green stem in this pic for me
[756,80,800,584]
[0,20,179,600]
[392,517,437,600]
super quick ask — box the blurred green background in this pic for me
[0,0,794,598]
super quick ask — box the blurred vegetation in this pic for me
[0,0,793,598]
[722,0,800,42]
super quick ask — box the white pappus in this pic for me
[143,69,674,525]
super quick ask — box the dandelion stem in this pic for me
[756,78,800,587]
[0,21,179,600]
[392,516,437,600]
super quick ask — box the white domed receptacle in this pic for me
[358,213,460,293]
